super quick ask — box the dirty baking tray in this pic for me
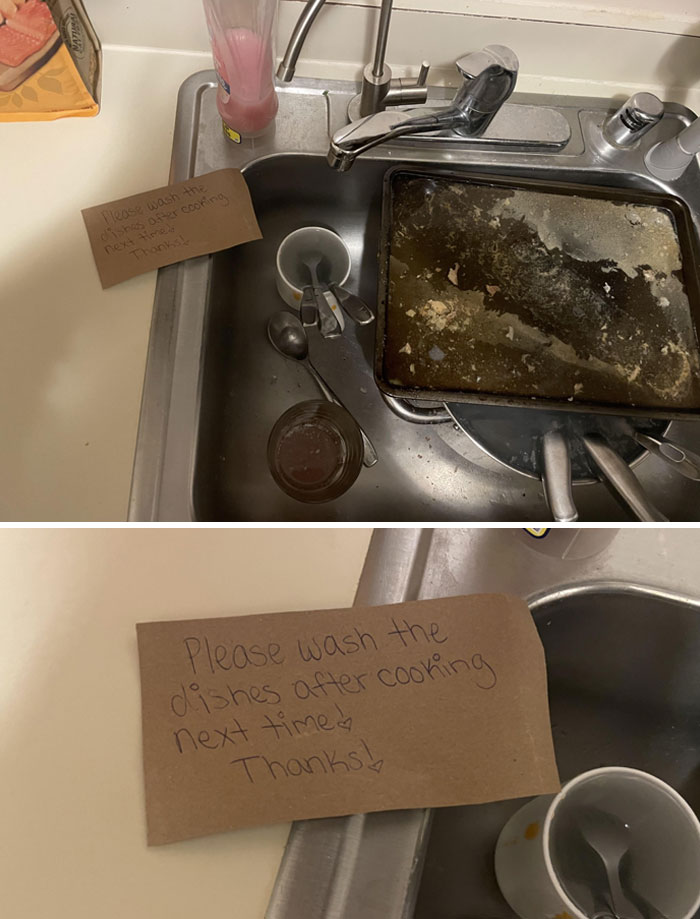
[376,166,700,418]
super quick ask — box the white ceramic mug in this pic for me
[275,226,351,311]
[495,767,700,919]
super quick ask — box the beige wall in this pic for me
[0,528,372,919]
[86,0,700,107]
[87,0,698,44]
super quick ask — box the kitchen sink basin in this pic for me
[415,584,700,919]
[129,74,700,521]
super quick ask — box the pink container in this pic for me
[202,0,278,140]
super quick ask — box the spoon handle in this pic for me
[305,360,379,467]
[604,864,644,919]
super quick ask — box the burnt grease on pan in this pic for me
[384,174,700,410]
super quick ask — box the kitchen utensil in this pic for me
[576,808,641,919]
[376,166,700,418]
[303,253,344,337]
[582,434,668,521]
[267,400,364,502]
[623,878,672,919]
[329,283,375,325]
[275,226,351,326]
[267,311,378,466]
[633,432,700,481]
[300,285,319,327]
[494,767,700,919]
[541,430,578,522]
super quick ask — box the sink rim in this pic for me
[528,578,700,611]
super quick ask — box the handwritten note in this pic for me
[81,169,262,288]
[136,594,559,845]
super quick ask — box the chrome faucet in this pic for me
[328,46,519,171]
[278,0,430,117]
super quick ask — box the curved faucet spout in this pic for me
[277,0,327,83]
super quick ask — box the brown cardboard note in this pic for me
[136,594,560,845]
[81,168,261,288]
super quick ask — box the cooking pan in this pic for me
[376,166,700,419]
[381,393,687,520]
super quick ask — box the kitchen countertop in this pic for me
[0,46,210,522]
[0,527,373,919]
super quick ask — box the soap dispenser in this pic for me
[202,0,279,142]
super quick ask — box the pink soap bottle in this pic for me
[202,0,279,141]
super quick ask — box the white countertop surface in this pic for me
[0,47,210,522]
[0,527,373,918]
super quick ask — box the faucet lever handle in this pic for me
[455,44,519,81]
[416,61,430,87]
[383,61,431,109]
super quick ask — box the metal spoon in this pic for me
[267,311,378,467]
[576,808,643,919]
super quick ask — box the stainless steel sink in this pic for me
[265,528,700,919]
[129,74,700,521]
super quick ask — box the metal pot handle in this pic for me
[541,431,578,522]
[380,392,452,424]
[583,434,668,522]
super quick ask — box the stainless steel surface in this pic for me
[382,62,431,111]
[583,434,668,522]
[267,528,700,919]
[382,393,452,424]
[371,0,393,78]
[329,284,375,325]
[300,285,318,328]
[646,116,700,181]
[129,72,700,521]
[329,45,519,171]
[266,529,435,919]
[628,886,672,919]
[577,810,639,919]
[451,45,519,136]
[603,93,664,147]
[542,430,578,522]
[634,433,700,482]
[280,0,428,119]
[267,311,378,467]
[303,254,341,337]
